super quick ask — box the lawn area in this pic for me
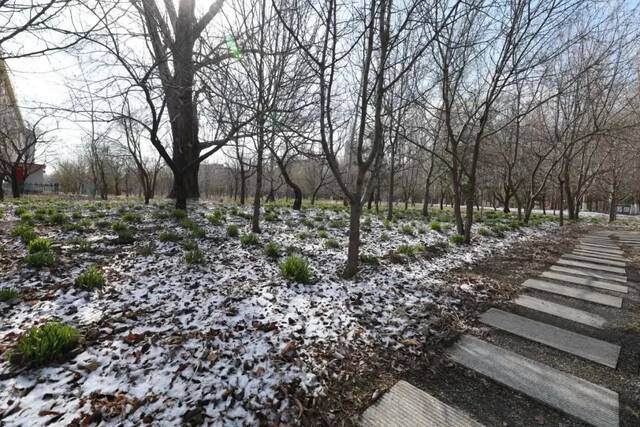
[0,197,558,425]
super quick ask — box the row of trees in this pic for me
[2,0,640,277]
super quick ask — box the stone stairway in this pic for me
[361,232,633,427]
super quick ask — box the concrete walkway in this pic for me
[361,231,632,427]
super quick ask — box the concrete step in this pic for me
[523,279,623,308]
[562,254,626,268]
[556,259,626,275]
[448,335,619,427]
[480,308,620,368]
[572,250,626,262]
[540,271,628,294]
[514,295,608,329]
[359,380,484,427]
[550,265,627,283]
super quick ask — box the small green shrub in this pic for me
[74,265,106,290]
[159,230,180,242]
[173,209,188,220]
[28,237,52,254]
[226,224,239,238]
[318,230,328,239]
[207,210,225,225]
[181,239,198,251]
[400,224,415,236]
[324,238,340,249]
[185,248,205,265]
[122,212,142,223]
[49,212,67,225]
[8,322,80,367]
[477,227,491,237]
[115,228,135,244]
[397,244,422,255]
[264,211,279,222]
[449,234,465,245]
[0,287,18,302]
[72,211,82,220]
[14,206,28,217]
[25,251,56,268]
[359,254,380,265]
[136,242,155,256]
[111,221,128,233]
[240,233,260,246]
[280,255,311,283]
[264,241,280,259]
[20,212,34,224]
[383,219,392,230]
[429,221,442,232]
[12,224,37,244]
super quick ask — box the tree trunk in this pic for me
[343,201,362,279]
[252,122,265,233]
[386,143,396,221]
[10,174,20,198]
[421,178,430,217]
[559,178,564,226]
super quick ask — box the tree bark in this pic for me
[343,201,362,279]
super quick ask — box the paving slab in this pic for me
[359,380,484,427]
[550,266,627,283]
[448,335,619,427]
[576,245,624,256]
[540,271,628,294]
[561,254,626,268]
[523,279,623,308]
[578,243,623,253]
[514,295,608,329]
[556,259,626,275]
[480,309,620,368]
[572,250,626,262]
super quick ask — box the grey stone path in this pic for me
[361,232,629,427]
[360,380,484,427]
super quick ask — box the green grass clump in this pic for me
[477,227,491,237]
[14,206,28,217]
[318,230,328,239]
[240,233,260,247]
[429,221,442,232]
[12,224,37,244]
[264,211,279,222]
[264,241,280,259]
[226,224,239,238]
[122,212,142,223]
[449,234,465,245]
[207,209,225,225]
[8,322,80,367]
[19,212,34,224]
[115,227,135,244]
[28,237,52,254]
[380,232,390,241]
[491,223,510,237]
[185,248,205,265]
[49,212,67,225]
[25,251,56,268]
[397,244,422,255]
[280,255,311,284]
[181,239,198,251]
[111,221,128,233]
[136,242,155,256]
[74,265,106,290]
[0,287,18,302]
[359,254,380,265]
[400,224,415,236]
[173,209,188,220]
[159,230,180,242]
[324,238,340,249]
